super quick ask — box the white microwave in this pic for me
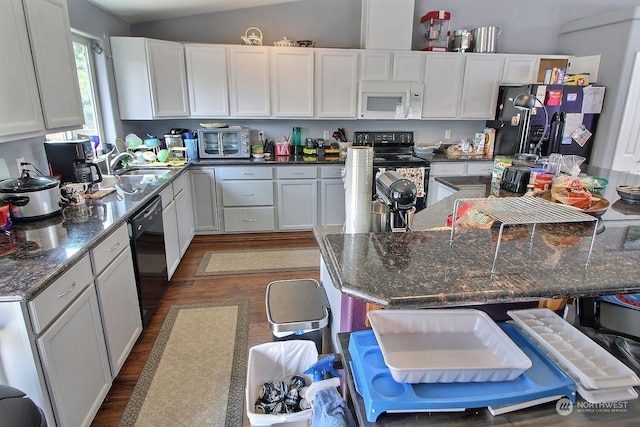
[358,82,424,119]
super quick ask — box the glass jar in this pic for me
[291,127,303,155]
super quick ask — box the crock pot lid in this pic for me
[0,175,59,192]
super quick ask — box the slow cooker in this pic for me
[0,171,62,220]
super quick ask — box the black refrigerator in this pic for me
[486,84,605,163]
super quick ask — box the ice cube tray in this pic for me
[508,308,640,393]
[367,309,532,383]
[348,324,575,422]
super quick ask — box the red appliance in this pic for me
[421,10,451,51]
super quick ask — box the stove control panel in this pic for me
[353,131,414,147]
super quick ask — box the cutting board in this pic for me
[86,188,116,199]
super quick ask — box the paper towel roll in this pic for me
[344,147,373,233]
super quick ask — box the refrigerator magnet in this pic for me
[572,125,592,147]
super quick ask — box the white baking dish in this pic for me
[367,309,532,383]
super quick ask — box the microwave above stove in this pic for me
[358,82,424,120]
[197,128,257,158]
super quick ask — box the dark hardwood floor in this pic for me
[90,231,320,427]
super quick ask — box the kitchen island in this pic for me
[314,164,640,345]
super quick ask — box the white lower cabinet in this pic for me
[175,172,195,256]
[161,184,180,279]
[320,165,346,226]
[94,245,142,378]
[427,161,494,207]
[190,167,219,232]
[276,166,318,230]
[36,282,111,427]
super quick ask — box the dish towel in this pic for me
[395,167,425,198]
[312,388,357,427]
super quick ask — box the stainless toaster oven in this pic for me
[197,128,258,158]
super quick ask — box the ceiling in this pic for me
[88,0,306,23]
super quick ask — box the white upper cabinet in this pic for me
[392,52,424,82]
[501,54,540,84]
[315,49,359,118]
[111,37,189,119]
[459,54,505,119]
[23,0,84,130]
[184,44,229,117]
[360,51,392,81]
[0,0,44,140]
[1,0,84,141]
[228,46,270,117]
[270,48,314,117]
[422,53,465,118]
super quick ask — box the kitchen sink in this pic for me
[114,168,173,193]
[116,168,174,177]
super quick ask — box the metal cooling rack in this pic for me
[451,197,598,274]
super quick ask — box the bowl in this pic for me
[144,138,160,147]
[125,133,142,148]
[156,149,169,162]
[617,185,640,204]
[142,151,157,162]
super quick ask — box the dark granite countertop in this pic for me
[313,164,640,309]
[0,166,188,302]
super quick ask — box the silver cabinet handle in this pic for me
[241,172,254,175]
[58,282,76,298]
[108,242,121,252]
[243,219,256,222]
[291,172,304,175]
[242,193,255,196]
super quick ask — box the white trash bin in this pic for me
[246,340,319,427]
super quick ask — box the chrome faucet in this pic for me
[109,151,135,173]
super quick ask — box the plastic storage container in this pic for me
[266,279,329,354]
[246,340,318,427]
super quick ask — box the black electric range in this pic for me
[353,131,431,167]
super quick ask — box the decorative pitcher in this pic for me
[240,27,263,46]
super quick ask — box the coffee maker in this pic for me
[375,171,417,232]
[44,139,102,185]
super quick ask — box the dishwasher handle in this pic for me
[129,196,163,240]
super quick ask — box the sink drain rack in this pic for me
[451,197,598,273]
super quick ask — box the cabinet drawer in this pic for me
[321,165,344,179]
[223,207,275,232]
[218,167,273,180]
[172,172,188,194]
[28,255,93,334]
[466,162,494,175]
[430,162,466,176]
[91,223,130,275]
[222,181,274,206]
[276,166,318,179]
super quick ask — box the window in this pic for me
[47,34,104,151]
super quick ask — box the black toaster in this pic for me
[500,166,531,193]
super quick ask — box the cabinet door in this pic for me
[423,53,464,118]
[393,52,424,82]
[0,0,44,140]
[23,0,84,130]
[271,48,314,117]
[360,51,391,81]
[277,180,318,230]
[501,54,540,84]
[315,49,358,118]
[320,179,346,226]
[175,175,195,256]
[459,54,504,119]
[185,44,229,117]
[146,39,190,117]
[163,199,180,279]
[37,284,111,427]
[190,168,219,232]
[95,246,142,378]
[229,46,270,117]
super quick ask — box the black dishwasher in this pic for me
[129,196,168,326]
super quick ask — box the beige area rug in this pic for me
[195,247,320,276]
[119,301,249,427]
